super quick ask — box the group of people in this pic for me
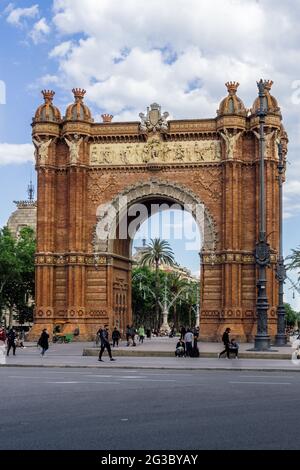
[175,327,200,358]
[0,326,49,358]
[0,327,26,357]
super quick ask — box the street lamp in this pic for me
[254,79,271,351]
[275,142,287,346]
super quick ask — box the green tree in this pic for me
[132,266,156,328]
[140,238,175,328]
[284,303,299,327]
[287,246,300,284]
[0,226,35,326]
[167,273,188,329]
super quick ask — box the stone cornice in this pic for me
[32,114,283,141]
[201,251,278,265]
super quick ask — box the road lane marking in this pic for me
[118,378,176,382]
[229,381,291,385]
[116,376,148,379]
[46,381,80,384]
[46,381,120,384]
[239,375,295,379]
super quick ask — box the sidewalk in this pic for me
[1,337,299,371]
[83,336,294,359]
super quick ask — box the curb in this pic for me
[0,364,299,372]
[82,349,292,360]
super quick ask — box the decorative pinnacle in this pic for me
[27,179,35,202]
[41,90,55,103]
[257,79,273,95]
[72,88,86,101]
[263,80,273,92]
[225,81,239,95]
[101,114,113,123]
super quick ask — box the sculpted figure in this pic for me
[139,112,148,133]
[220,129,242,159]
[32,137,52,164]
[174,144,185,161]
[102,147,112,164]
[120,146,131,164]
[194,142,205,161]
[65,135,83,164]
[91,145,99,163]
[253,129,275,158]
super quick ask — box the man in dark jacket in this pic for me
[218,327,231,359]
[38,329,49,356]
[6,329,16,356]
[98,326,115,362]
[112,327,121,347]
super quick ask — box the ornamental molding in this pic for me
[89,135,221,166]
[93,178,218,254]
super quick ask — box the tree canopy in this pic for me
[0,226,36,326]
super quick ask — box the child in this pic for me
[175,339,185,357]
[229,338,239,358]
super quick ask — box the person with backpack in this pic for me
[218,327,231,359]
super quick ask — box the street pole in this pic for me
[275,142,287,346]
[254,79,271,351]
[195,289,200,328]
[160,277,170,333]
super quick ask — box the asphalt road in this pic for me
[0,368,299,450]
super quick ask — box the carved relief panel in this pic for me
[89,137,221,166]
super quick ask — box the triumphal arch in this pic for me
[30,81,288,341]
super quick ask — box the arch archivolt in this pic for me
[93,178,218,254]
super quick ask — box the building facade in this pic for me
[29,83,288,341]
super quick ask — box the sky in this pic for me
[0,0,300,309]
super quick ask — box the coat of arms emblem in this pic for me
[139,103,169,133]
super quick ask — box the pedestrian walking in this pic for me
[130,325,137,346]
[184,329,194,357]
[126,324,131,346]
[18,330,26,348]
[6,328,16,356]
[96,327,103,346]
[112,327,121,347]
[0,326,6,365]
[38,329,49,356]
[98,325,115,362]
[219,327,231,359]
[138,325,145,343]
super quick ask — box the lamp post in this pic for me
[254,79,271,351]
[195,289,200,328]
[275,142,287,346]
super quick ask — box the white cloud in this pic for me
[6,4,39,26]
[49,40,73,58]
[29,17,50,44]
[39,74,59,85]
[0,143,34,165]
[27,74,59,92]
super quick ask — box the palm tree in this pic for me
[287,247,300,284]
[140,238,175,328]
